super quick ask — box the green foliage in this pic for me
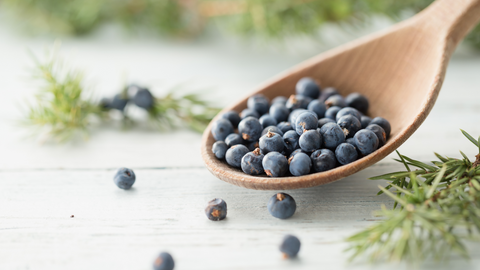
[24,51,221,142]
[3,0,480,50]
[346,131,480,263]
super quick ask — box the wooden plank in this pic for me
[1,165,480,269]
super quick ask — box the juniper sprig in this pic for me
[346,130,480,263]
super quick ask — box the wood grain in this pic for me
[201,0,480,190]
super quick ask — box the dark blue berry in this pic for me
[307,99,326,118]
[319,87,339,102]
[211,118,234,141]
[205,198,227,221]
[238,117,263,142]
[277,121,293,134]
[337,115,361,138]
[246,141,260,151]
[259,114,278,128]
[370,117,391,139]
[260,131,284,154]
[325,95,347,108]
[262,152,288,177]
[346,93,369,114]
[289,148,307,158]
[288,152,311,176]
[247,94,270,115]
[262,126,284,137]
[221,110,241,127]
[335,143,358,165]
[319,122,345,150]
[133,88,154,109]
[272,96,288,106]
[240,108,260,119]
[99,97,112,109]
[241,148,264,175]
[212,141,228,159]
[267,193,296,219]
[336,107,361,121]
[114,167,136,190]
[310,149,336,172]
[360,116,372,129]
[286,95,311,111]
[295,112,318,135]
[299,130,322,152]
[318,118,335,128]
[283,130,300,155]
[111,94,129,111]
[225,145,249,168]
[296,77,320,99]
[153,252,174,270]
[225,133,244,147]
[346,137,357,149]
[366,124,387,147]
[325,106,341,120]
[269,103,290,123]
[288,108,306,129]
[280,235,301,258]
[353,129,379,155]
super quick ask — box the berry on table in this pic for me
[212,141,228,159]
[247,94,270,115]
[295,111,318,135]
[280,235,301,259]
[241,148,265,175]
[267,193,296,219]
[337,115,361,138]
[335,143,358,165]
[211,118,234,141]
[240,108,260,119]
[366,124,387,147]
[114,167,136,190]
[299,130,322,152]
[370,117,391,139]
[221,110,241,128]
[153,252,175,270]
[205,198,227,221]
[262,152,288,177]
[259,114,278,128]
[296,77,320,99]
[111,93,129,111]
[259,131,284,154]
[225,145,249,168]
[319,122,345,150]
[238,117,263,142]
[345,92,369,114]
[288,152,312,176]
[353,129,379,155]
[133,88,154,109]
[269,103,290,123]
[225,133,244,147]
[310,149,336,172]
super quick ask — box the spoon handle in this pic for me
[418,0,480,49]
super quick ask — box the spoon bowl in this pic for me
[201,0,480,190]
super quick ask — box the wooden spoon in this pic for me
[201,0,480,190]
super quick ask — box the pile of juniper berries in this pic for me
[211,77,390,177]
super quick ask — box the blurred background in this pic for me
[1,0,480,170]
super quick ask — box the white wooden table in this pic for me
[2,24,480,269]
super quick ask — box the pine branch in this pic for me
[346,130,480,263]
